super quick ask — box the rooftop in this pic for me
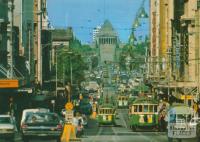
[51,27,73,41]
[97,20,117,37]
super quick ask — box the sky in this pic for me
[47,0,149,44]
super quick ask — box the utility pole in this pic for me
[37,0,42,86]
[70,56,73,85]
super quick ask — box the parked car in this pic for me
[85,81,99,92]
[21,112,63,142]
[0,114,16,141]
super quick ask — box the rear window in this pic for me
[0,117,11,124]
[25,113,59,123]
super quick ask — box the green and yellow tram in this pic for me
[128,97,159,131]
[97,104,116,126]
[117,95,129,108]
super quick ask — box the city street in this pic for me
[1,0,200,142]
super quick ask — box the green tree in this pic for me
[57,50,87,86]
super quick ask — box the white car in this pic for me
[0,114,16,141]
[85,81,99,91]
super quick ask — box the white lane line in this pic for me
[112,126,120,142]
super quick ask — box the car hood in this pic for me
[0,124,14,129]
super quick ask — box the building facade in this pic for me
[149,0,200,105]
[0,0,8,72]
[96,20,119,64]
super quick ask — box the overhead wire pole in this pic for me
[56,49,58,97]
[70,56,73,85]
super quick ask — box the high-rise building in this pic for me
[0,1,8,71]
[93,26,101,42]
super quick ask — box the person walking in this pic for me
[76,118,83,138]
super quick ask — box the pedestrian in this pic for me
[198,104,200,117]
[76,118,83,138]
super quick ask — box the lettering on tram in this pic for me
[167,104,197,142]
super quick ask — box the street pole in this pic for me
[56,51,58,97]
[63,63,65,86]
[70,56,73,85]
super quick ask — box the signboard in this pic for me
[17,88,33,93]
[0,80,19,88]
[180,95,193,100]
[168,123,196,138]
[65,110,74,124]
[65,102,73,111]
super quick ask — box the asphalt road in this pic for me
[81,109,199,142]
[7,85,198,142]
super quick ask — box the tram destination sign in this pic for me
[168,124,196,138]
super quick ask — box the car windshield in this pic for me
[25,113,59,123]
[0,117,11,124]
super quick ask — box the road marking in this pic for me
[112,126,120,141]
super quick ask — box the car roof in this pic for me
[0,115,11,117]
[26,112,57,116]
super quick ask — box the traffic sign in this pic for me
[65,102,73,110]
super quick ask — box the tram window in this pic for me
[134,105,138,112]
[154,106,158,112]
[129,107,132,114]
[169,114,176,123]
[149,105,153,112]
[144,105,148,112]
[186,115,192,122]
[139,105,142,112]
[188,99,192,107]
[177,114,186,123]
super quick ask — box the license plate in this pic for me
[38,134,47,136]
[0,130,7,133]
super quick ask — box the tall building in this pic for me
[149,0,200,105]
[13,0,35,84]
[93,26,101,42]
[0,1,8,71]
[96,20,119,64]
[34,0,49,86]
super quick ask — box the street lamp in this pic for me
[67,52,73,86]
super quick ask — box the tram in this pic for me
[117,94,129,108]
[128,97,159,131]
[97,103,116,126]
[167,104,197,142]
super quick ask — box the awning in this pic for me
[156,81,197,88]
